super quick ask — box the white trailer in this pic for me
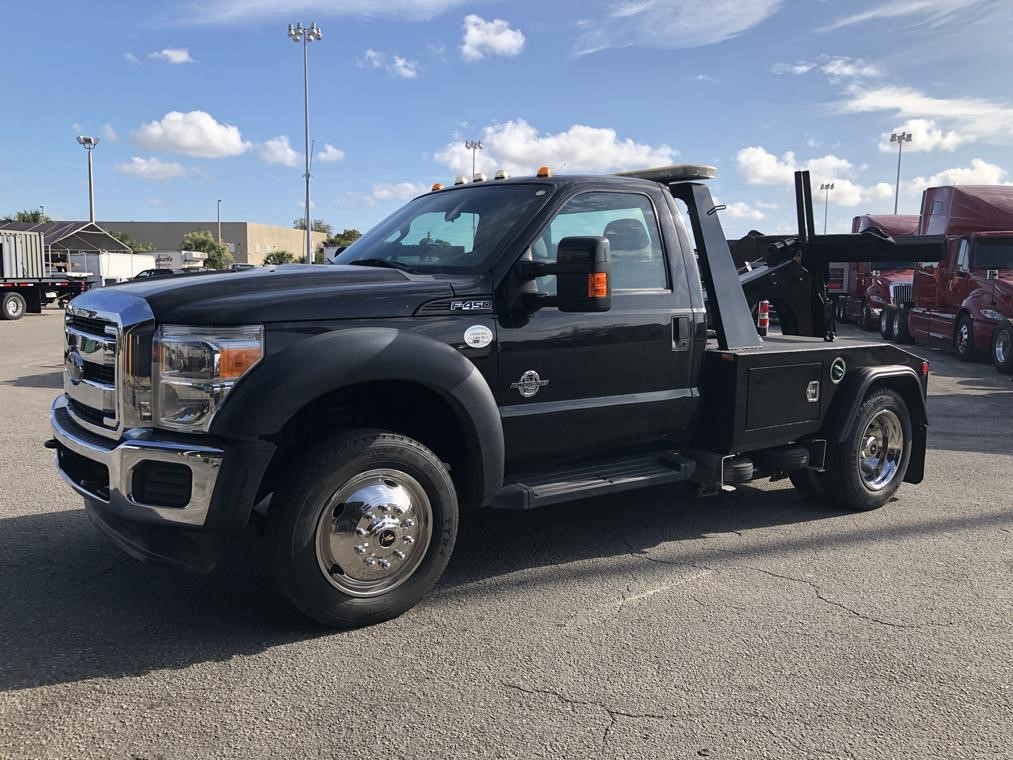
[67,251,157,287]
[151,250,208,270]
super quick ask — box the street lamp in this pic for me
[76,135,100,223]
[890,131,913,214]
[287,21,324,264]
[820,182,835,234]
[217,199,223,243]
[465,139,483,179]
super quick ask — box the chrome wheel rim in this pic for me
[893,311,902,336]
[880,310,889,333]
[5,298,22,318]
[858,410,904,491]
[957,323,970,354]
[997,330,1010,365]
[315,468,433,598]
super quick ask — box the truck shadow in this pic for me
[0,370,64,389]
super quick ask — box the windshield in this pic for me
[335,183,552,273]
[973,239,1013,269]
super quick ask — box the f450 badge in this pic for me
[450,300,493,312]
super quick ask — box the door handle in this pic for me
[672,315,691,351]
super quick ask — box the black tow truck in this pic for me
[49,165,930,627]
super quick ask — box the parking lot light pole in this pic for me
[465,140,483,179]
[820,182,835,234]
[217,199,222,244]
[890,131,912,214]
[288,22,323,264]
[76,136,100,223]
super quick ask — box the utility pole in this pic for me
[288,22,323,263]
[890,131,912,215]
[217,199,223,243]
[76,136,100,223]
[820,183,835,234]
[465,139,483,179]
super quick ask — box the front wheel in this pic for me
[955,314,980,362]
[879,306,896,340]
[861,303,877,331]
[823,388,912,511]
[992,320,1013,374]
[267,430,459,628]
[893,307,912,344]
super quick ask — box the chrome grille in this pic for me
[64,312,119,437]
[891,283,913,306]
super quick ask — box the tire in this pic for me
[724,456,754,484]
[893,308,912,344]
[789,469,826,500]
[879,306,896,340]
[955,314,980,362]
[266,429,459,628]
[823,388,912,511]
[752,445,809,472]
[1,292,26,320]
[836,300,850,324]
[861,303,877,331]
[992,320,1013,374]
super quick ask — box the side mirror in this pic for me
[517,236,612,312]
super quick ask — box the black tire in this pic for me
[861,303,877,331]
[752,445,809,472]
[879,306,896,340]
[1,292,26,320]
[266,429,459,628]
[789,469,826,500]
[955,314,980,362]
[836,300,850,324]
[992,320,1013,374]
[823,388,912,511]
[893,307,912,344]
[724,456,754,484]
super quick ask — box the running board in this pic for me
[491,452,696,510]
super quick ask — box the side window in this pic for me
[956,240,970,272]
[537,192,668,293]
[931,200,945,216]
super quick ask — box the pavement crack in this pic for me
[502,682,669,748]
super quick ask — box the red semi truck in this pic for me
[831,214,921,334]
[891,186,1013,373]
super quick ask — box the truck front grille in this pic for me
[891,284,913,307]
[64,312,119,437]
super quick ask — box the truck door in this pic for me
[944,238,972,313]
[496,188,694,467]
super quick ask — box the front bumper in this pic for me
[50,396,275,571]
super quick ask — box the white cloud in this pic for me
[771,61,816,75]
[575,0,784,55]
[317,144,345,162]
[149,48,195,64]
[372,181,430,201]
[839,84,1013,145]
[134,111,251,158]
[687,74,719,83]
[147,197,164,206]
[909,158,1010,190]
[721,201,765,221]
[190,0,470,22]
[124,52,140,65]
[359,48,420,78]
[772,56,880,80]
[435,120,676,178]
[461,15,525,61]
[818,0,988,32]
[115,156,187,180]
[102,124,118,141]
[258,136,300,167]
[878,119,971,152]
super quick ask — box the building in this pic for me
[0,221,130,273]
[98,221,328,265]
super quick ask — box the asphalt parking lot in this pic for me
[1,309,1010,759]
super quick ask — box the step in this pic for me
[491,452,696,510]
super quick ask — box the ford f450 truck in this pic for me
[48,166,931,628]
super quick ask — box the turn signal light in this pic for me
[921,361,930,376]
[431,182,443,191]
[588,272,608,298]
[757,300,770,337]
[536,166,553,178]
[219,347,264,379]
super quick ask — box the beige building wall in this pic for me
[99,221,327,265]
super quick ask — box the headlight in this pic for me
[154,325,263,432]
[980,309,1004,322]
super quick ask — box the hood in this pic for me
[873,270,914,286]
[990,273,1013,301]
[108,264,456,324]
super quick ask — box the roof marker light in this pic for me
[431,182,444,191]
[494,169,510,180]
[473,172,487,182]
[454,176,468,185]
[536,166,553,178]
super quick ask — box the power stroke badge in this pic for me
[511,370,549,398]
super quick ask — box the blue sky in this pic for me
[3,0,1012,238]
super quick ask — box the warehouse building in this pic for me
[98,221,328,265]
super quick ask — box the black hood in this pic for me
[110,264,456,324]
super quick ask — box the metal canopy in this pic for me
[0,221,131,253]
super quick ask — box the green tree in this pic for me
[299,248,327,264]
[293,217,333,236]
[2,209,51,223]
[107,229,155,252]
[263,250,296,265]
[321,228,362,250]
[180,229,234,270]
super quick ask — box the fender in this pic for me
[211,327,505,506]
[822,365,927,484]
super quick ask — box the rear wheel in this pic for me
[823,388,912,511]
[1,292,26,320]
[879,306,896,340]
[861,303,877,331]
[893,307,912,344]
[992,320,1013,374]
[267,430,459,628]
[955,314,980,361]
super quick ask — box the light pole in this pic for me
[217,199,222,243]
[465,139,483,179]
[820,182,835,234]
[890,131,912,214]
[287,21,323,264]
[76,136,100,223]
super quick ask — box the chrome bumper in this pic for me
[50,396,223,528]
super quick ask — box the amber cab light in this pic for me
[588,272,608,298]
[536,166,553,178]
[431,182,444,191]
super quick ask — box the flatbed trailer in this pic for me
[1,231,90,319]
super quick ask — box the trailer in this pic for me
[67,251,157,287]
[1,231,90,320]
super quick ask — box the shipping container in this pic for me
[0,230,46,278]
